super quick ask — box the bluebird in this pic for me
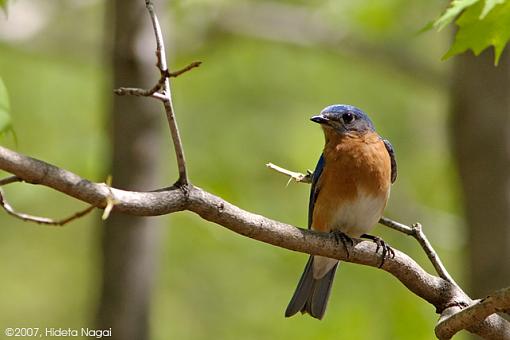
[285,104,397,320]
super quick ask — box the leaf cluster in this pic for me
[434,0,510,65]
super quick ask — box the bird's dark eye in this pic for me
[342,112,355,124]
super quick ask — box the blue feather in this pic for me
[308,154,324,228]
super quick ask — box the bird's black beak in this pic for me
[310,115,329,125]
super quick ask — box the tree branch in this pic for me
[0,175,21,186]
[436,287,510,339]
[266,162,312,184]
[145,0,188,185]
[0,174,95,225]
[264,162,510,338]
[1,1,509,338]
[167,61,202,78]
[1,145,510,338]
[112,0,189,185]
[0,187,95,225]
[378,218,461,291]
[113,61,202,97]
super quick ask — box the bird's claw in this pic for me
[361,234,395,268]
[331,230,354,258]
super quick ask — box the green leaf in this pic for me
[481,0,505,18]
[0,77,12,135]
[433,0,480,31]
[444,0,510,65]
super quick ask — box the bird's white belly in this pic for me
[312,190,389,279]
[330,190,389,237]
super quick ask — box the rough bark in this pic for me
[95,1,162,339]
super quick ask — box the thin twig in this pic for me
[378,217,460,289]
[168,61,202,77]
[113,0,190,185]
[145,0,188,185]
[412,223,461,289]
[0,175,22,186]
[266,162,312,183]
[101,178,119,221]
[0,188,95,226]
[378,216,414,234]
[267,163,461,289]
[113,87,156,97]
[113,61,202,97]
[380,218,462,291]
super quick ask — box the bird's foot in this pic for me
[330,230,354,258]
[361,234,395,268]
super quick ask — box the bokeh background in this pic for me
[1,0,508,339]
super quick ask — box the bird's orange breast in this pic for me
[312,131,391,235]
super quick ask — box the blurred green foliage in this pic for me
[0,0,7,14]
[0,1,468,339]
[0,77,12,135]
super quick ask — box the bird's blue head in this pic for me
[311,104,375,134]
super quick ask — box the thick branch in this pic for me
[436,287,510,339]
[0,146,186,215]
[1,145,510,338]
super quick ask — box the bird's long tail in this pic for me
[285,256,338,320]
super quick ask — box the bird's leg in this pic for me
[361,234,395,268]
[330,230,354,258]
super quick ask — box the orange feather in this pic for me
[311,131,391,234]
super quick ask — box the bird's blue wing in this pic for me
[383,139,397,183]
[308,154,325,228]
